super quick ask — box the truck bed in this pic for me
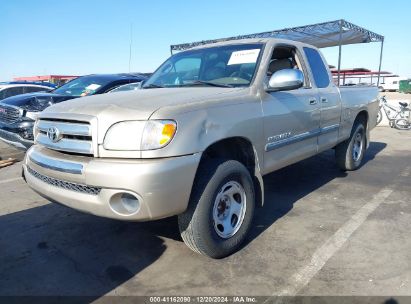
[338,85,379,142]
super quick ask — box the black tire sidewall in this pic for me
[347,123,366,169]
[394,119,411,130]
[194,160,255,258]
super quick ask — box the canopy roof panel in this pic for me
[170,19,384,52]
[330,70,392,76]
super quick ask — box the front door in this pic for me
[261,45,321,174]
[261,88,321,174]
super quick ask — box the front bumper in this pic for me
[23,145,201,221]
[0,120,35,150]
[0,128,33,150]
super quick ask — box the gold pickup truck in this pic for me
[23,38,379,258]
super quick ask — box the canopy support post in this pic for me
[377,39,384,87]
[337,20,343,87]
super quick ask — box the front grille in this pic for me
[0,104,21,124]
[36,119,94,156]
[27,166,101,195]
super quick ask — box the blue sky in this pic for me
[0,0,410,80]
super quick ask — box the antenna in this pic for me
[128,23,133,72]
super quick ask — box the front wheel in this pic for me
[335,120,366,171]
[178,159,255,258]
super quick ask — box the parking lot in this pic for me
[0,126,410,298]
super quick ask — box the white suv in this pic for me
[0,83,52,100]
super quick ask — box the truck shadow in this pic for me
[245,141,387,246]
[0,203,166,297]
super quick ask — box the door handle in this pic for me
[309,98,318,105]
[321,97,328,103]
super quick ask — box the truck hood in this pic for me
[1,92,75,111]
[42,87,244,121]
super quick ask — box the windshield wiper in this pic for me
[143,83,164,89]
[184,80,234,88]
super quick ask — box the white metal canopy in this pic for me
[170,19,383,51]
[170,19,385,85]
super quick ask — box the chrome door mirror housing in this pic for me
[267,69,304,92]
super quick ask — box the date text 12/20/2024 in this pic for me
[149,296,257,303]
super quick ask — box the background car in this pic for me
[0,73,147,149]
[0,82,53,101]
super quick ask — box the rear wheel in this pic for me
[394,118,411,130]
[335,120,366,171]
[178,159,255,258]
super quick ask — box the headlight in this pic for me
[141,120,177,150]
[25,111,40,120]
[103,120,177,151]
[33,119,39,142]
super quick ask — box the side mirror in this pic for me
[267,69,304,92]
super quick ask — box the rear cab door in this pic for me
[302,47,342,151]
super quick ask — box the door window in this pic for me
[303,47,330,88]
[267,45,310,87]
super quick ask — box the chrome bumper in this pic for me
[29,148,83,174]
[24,145,201,221]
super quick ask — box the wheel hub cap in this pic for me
[213,181,247,239]
[352,132,363,162]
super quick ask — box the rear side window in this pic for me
[303,47,330,88]
[1,87,24,99]
[24,86,48,93]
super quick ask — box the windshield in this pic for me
[52,76,113,96]
[144,43,263,89]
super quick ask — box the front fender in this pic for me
[142,100,265,161]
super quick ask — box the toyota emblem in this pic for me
[47,127,61,143]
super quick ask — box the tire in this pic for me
[376,109,383,125]
[335,120,366,171]
[178,159,255,259]
[394,118,411,130]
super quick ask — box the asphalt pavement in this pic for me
[0,127,410,301]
